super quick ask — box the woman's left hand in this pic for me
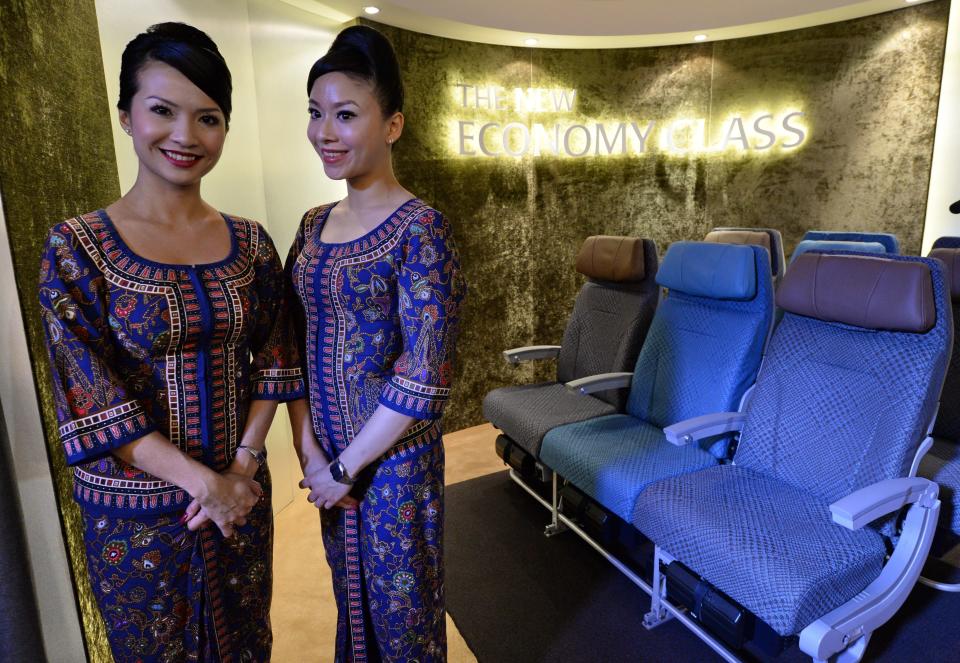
[182,455,261,529]
[301,463,356,510]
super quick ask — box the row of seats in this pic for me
[482,228,958,662]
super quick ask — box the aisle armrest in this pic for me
[663,412,746,446]
[830,477,939,530]
[503,345,562,364]
[565,372,633,395]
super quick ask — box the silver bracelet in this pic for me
[236,445,266,467]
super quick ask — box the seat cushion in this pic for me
[632,464,887,636]
[540,415,718,521]
[482,382,616,457]
[919,438,960,535]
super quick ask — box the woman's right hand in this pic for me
[187,471,262,537]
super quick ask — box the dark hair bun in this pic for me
[118,22,232,127]
[307,25,403,116]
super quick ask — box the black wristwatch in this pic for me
[330,459,355,485]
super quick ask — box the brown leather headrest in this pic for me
[777,253,936,333]
[930,248,960,301]
[704,230,771,252]
[575,236,646,283]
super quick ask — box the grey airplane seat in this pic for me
[484,235,659,478]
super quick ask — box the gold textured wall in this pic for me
[367,2,949,433]
[0,2,950,659]
[0,1,119,660]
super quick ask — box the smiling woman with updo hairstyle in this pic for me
[285,24,466,662]
[37,22,303,662]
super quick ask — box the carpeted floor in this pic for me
[445,471,960,662]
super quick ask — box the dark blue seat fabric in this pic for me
[541,242,773,519]
[920,438,960,534]
[800,230,900,254]
[634,252,952,637]
[790,239,886,263]
[919,237,960,535]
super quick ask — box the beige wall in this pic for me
[93,0,344,512]
[922,0,960,251]
[247,0,347,254]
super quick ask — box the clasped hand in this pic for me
[300,456,358,510]
[182,464,262,538]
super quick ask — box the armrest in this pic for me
[663,412,746,447]
[502,345,562,364]
[830,477,939,530]
[565,372,634,395]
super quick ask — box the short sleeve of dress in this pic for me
[379,209,466,420]
[249,222,306,401]
[38,223,157,465]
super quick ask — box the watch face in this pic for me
[331,462,344,481]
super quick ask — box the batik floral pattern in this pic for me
[288,199,465,662]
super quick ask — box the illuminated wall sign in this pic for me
[451,83,808,158]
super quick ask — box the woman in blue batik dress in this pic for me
[37,23,303,662]
[285,26,466,662]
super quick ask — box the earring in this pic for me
[387,138,394,144]
[123,127,131,135]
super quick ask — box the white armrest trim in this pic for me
[502,345,562,364]
[830,477,939,530]
[565,372,634,395]
[662,412,746,446]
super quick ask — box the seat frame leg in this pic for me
[643,546,676,630]
[544,471,568,537]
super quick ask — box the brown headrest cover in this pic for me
[704,230,772,252]
[777,253,936,333]
[575,236,646,283]
[930,248,960,301]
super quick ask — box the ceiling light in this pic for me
[364,6,380,14]
[524,38,539,47]
[905,0,921,3]
[694,34,708,42]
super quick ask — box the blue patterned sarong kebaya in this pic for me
[288,198,466,662]
[38,210,304,662]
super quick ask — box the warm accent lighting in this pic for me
[694,34,708,42]
[363,6,380,14]
[524,38,539,47]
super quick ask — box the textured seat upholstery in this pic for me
[704,226,786,282]
[541,242,773,519]
[789,229,899,264]
[636,464,887,635]
[483,236,659,457]
[919,237,960,535]
[634,251,952,638]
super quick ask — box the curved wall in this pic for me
[369,1,949,431]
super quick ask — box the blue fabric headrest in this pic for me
[657,242,757,300]
[790,240,886,264]
[801,230,899,254]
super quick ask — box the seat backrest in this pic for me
[930,237,960,441]
[704,227,786,281]
[734,252,953,507]
[557,236,659,410]
[790,230,900,263]
[790,239,887,264]
[626,242,773,433]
